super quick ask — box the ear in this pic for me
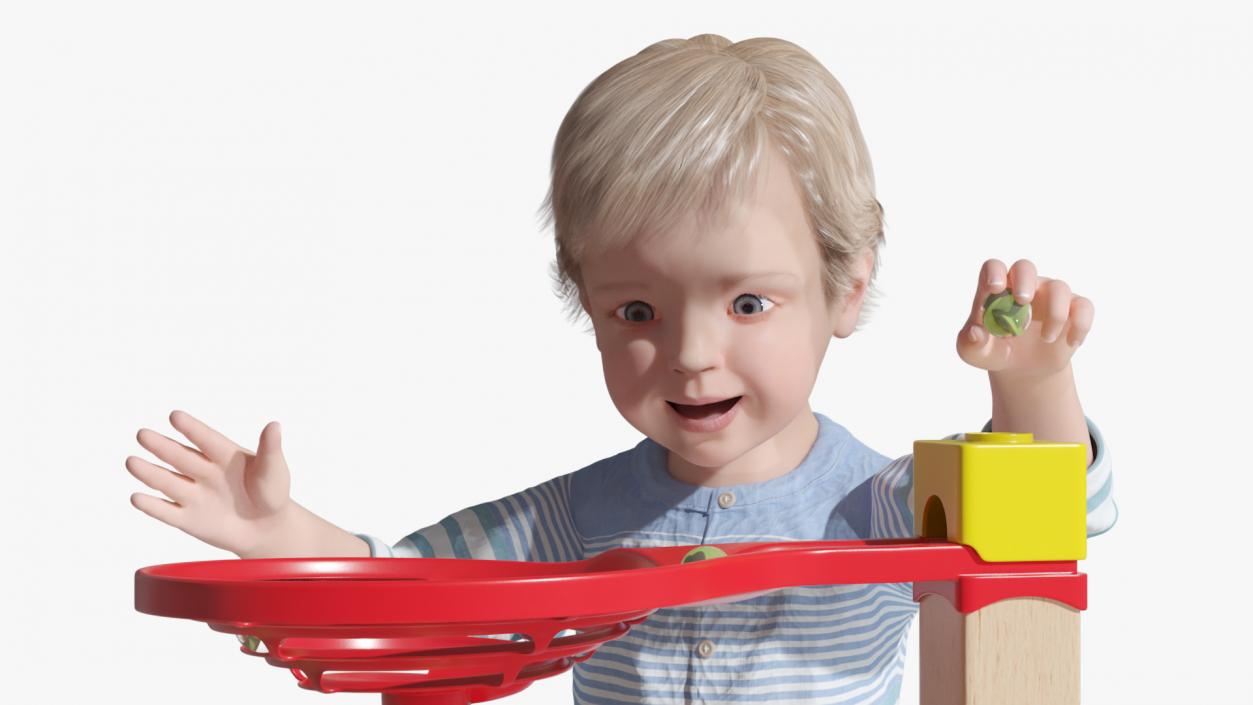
[831,247,875,339]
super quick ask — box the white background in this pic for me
[3,1,1250,703]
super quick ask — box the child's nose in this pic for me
[668,313,722,374]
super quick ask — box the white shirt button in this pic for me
[696,639,715,658]
[717,492,735,509]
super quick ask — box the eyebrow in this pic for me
[590,271,800,294]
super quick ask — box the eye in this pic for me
[732,293,775,316]
[614,301,655,323]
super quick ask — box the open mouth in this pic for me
[667,396,742,420]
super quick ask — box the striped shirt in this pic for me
[357,412,1117,704]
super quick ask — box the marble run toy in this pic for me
[911,431,1086,704]
[135,432,1089,705]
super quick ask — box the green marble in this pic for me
[681,546,729,563]
[983,289,1032,337]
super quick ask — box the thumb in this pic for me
[258,421,283,457]
[956,321,1015,371]
[955,322,994,367]
[252,421,291,512]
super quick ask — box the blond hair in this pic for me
[537,34,885,333]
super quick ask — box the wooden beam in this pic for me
[920,595,1080,704]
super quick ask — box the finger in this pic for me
[1066,295,1095,347]
[126,455,197,504]
[1037,279,1072,344]
[136,427,216,480]
[1007,259,1038,304]
[968,258,1009,328]
[169,410,246,467]
[130,491,185,528]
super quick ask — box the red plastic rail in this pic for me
[135,539,1085,704]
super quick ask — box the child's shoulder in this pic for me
[813,412,895,477]
[567,435,661,496]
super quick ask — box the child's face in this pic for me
[580,145,871,483]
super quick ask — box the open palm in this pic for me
[126,410,292,556]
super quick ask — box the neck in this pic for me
[666,407,820,487]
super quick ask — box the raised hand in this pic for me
[126,410,293,557]
[955,258,1095,377]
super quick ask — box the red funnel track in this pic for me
[135,539,1086,704]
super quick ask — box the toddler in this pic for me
[129,34,1117,704]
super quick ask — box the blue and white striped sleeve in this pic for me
[1080,418,1117,536]
[870,416,1118,539]
[355,472,584,561]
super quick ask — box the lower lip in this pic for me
[667,397,741,433]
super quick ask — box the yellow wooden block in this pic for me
[913,432,1086,562]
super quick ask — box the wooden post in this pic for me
[920,594,1080,705]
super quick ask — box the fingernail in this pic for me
[969,325,983,342]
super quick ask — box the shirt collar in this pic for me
[634,412,851,511]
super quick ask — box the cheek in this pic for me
[600,339,658,406]
[733,320,822,398]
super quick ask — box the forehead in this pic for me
[583,146,817,288]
